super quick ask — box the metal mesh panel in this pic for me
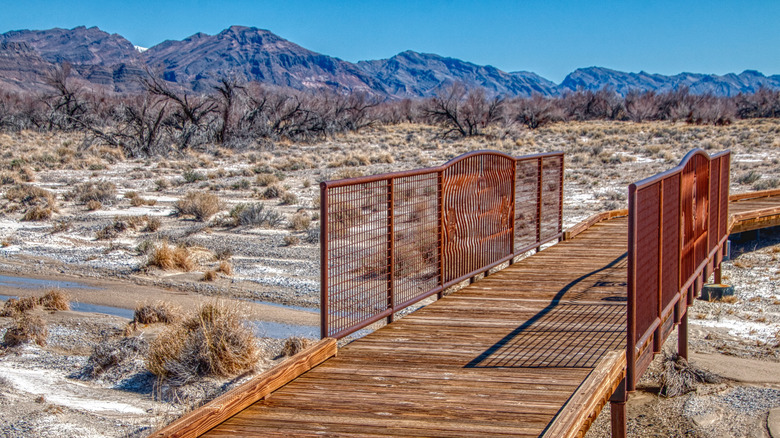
[393,173,440,307]
[634,185,660,342]
[326,180,389,337]
[661,175,680,307]
[442,154,514,283]
[708,160,721,252]
[541,156,563,241]
[514,159,539,250]
[718,155,730,239]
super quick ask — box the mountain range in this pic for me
[1,25,779,98]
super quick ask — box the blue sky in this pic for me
[1,0,778,83]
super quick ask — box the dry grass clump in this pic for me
[216,261,232,275]
[0,290,69,316]
[280,336,310,357]
[22,205,53,221]
[146,301,260,386]
[67,181,117,205]
[174,191,222,221]
[289,212,311,231]
[147,241,195,271]
[201,270,218,282]
[255,173,279,187]
[85,200,102,211]
[659,353,720,397]
[6,184,58,220]
[38,290,70,311]
[133,301,182,324]
[3,313,48,347]
[0,296,38,316]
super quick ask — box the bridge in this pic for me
[153,150,780,438]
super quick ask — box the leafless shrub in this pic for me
[283,234,300,246]
[216,261,232,276]
[67,181,117,205]
[0,297,37,317]
[289,212,311,231]
[146,300,260,386]
[174,191,222,221]
[201,270,218,282]
[22,206,53,221]
[230,202,283,227]
[659,353,720,397]
[134,301,182,324]
[3,313,48,347]
[425,83,503,137]
[280,336,310,357]
[83,336,148,378]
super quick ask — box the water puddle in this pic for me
[1,294,318,339]
[249,321,319,339]
[249,299,317,314]
[0,274,100,290]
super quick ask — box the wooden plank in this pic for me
[150,338,337,438]
[542,350,627,438]
[728,189,780,202]
[564,209,628,240]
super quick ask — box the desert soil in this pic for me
[0,120,779,436]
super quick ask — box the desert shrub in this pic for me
[201,270,218,281]
[753,178,779,191]
[83,336,148,378]
[283,234,300,246]
[96,220,128,240]
[68,181,117,205]
[86,200,102,211]
[304,226,320,244]
[280,336,310,357]
[279,192,298,205]
[145,216,161,232]
[230,202,283,227]
[3,313,47,347]
[255,173,279,187]
[146,301,260,386]
[659,353,719,397]
[182,169,206,183]
[289,212,311,231]
[38,290,70,311]
[134,301,182,324]
[50,219,72,233]
[5,184,55,206]
[22,205,53,221]
[216,261,232,276]
[262,184,284,199]
[737,170,762,185]
[147,241,195,271]
[0,296,38,316]
[174,191,222,221]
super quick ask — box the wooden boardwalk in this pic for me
[203,218,630,437]
[158,190,780,438]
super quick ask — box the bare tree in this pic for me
[142,74,216,149]
[426,83,503,137]
[44,63,89,130]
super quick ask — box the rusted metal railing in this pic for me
[320,150,564,339]
[626,149,730,391]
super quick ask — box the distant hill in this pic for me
[1,25,779,98]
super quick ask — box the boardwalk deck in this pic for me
[164,190,780,438]
[203,218,630,438]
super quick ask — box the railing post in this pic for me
[627,184,637,392]
[558,154,564,242]
[387,178,395,323]
[320,182,329,339]
[509,158,516,262]
[437,171,444,299]
[536,157,543,252]
[678,309,689,360]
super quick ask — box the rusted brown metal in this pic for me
[320,150,564,339]
[626,149,730,390]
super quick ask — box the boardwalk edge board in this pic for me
[563,209,629,241]
[150,338,338,438]
[541,350,627,438]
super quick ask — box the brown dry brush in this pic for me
[133,301,182,325]
[3,313,48,347]
[147,240,195,272]
[280,336,310,357]
[146,300,260,386]
[0,290,69,316]
[659,353,721,397]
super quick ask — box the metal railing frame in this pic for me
[626,149,730,391]
[320,150,565,339]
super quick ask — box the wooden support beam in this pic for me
[678,311,688,361]
[150,338,338,438]
[609,378,627,438]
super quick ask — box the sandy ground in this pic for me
[0,121,779,436]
